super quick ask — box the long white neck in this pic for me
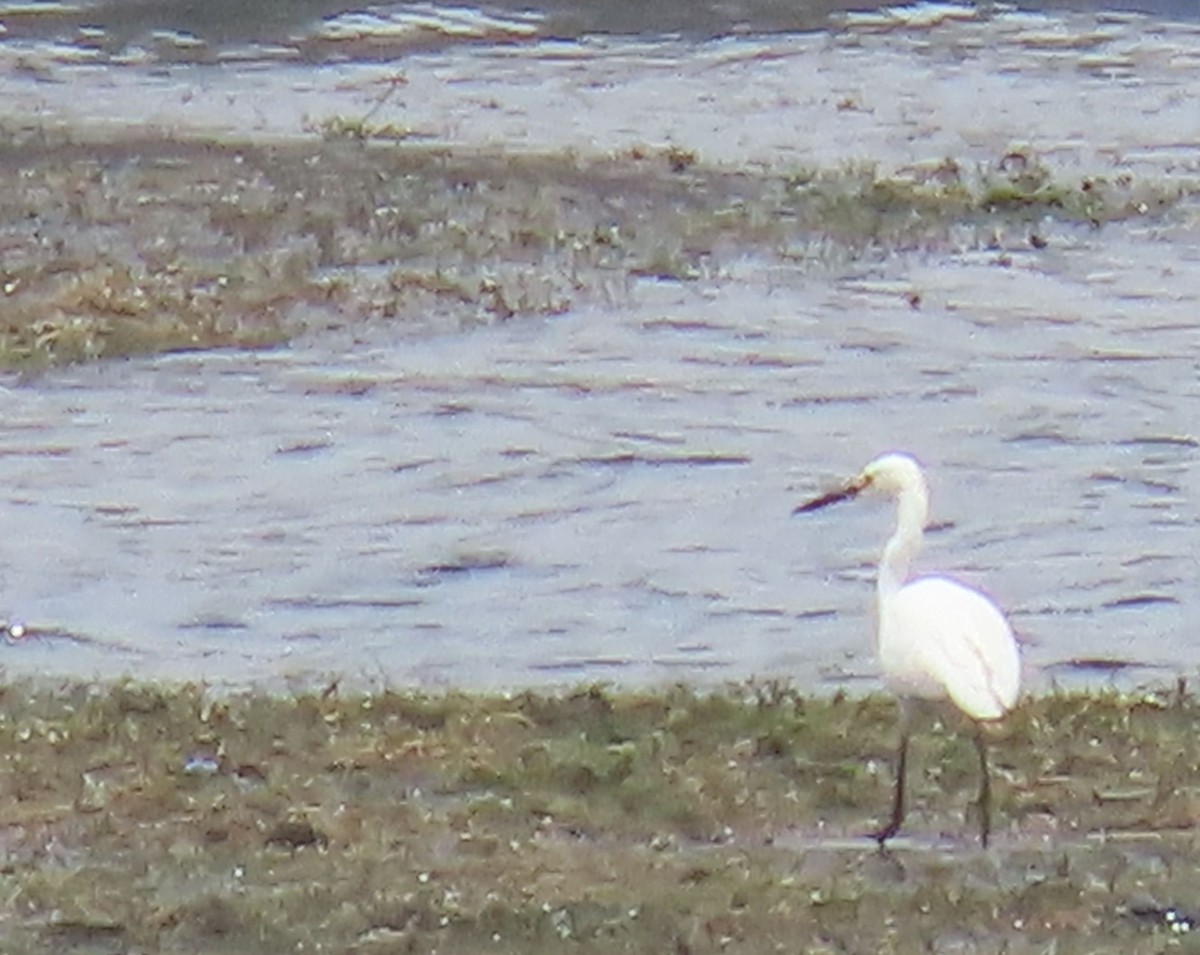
[877,480,929,600]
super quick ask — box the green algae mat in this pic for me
[1,680,1199,952]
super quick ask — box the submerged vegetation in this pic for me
[1,679,1199,952]
[0,122,1195,369]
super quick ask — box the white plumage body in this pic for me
[878,574,1020,721]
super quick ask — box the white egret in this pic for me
[794,452,1020,848]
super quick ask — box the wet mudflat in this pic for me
[2,680,1200,953]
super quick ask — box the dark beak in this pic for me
[793,477,867,515]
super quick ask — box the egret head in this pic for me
[793,451,927,514]
[857,452,928,499]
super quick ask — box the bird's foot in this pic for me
[869,821,901,847]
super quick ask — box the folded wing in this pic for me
[884,576,1021,720]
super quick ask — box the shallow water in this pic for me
[2,3,1200,691]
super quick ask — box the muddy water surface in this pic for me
[2,3,1200,690]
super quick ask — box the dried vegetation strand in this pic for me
[0,126,1194,369]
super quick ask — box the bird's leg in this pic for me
[872,727,909,847]
[973,728,992,849]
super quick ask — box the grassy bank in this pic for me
[1,124,1195,369]
[1,679,1198,952]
